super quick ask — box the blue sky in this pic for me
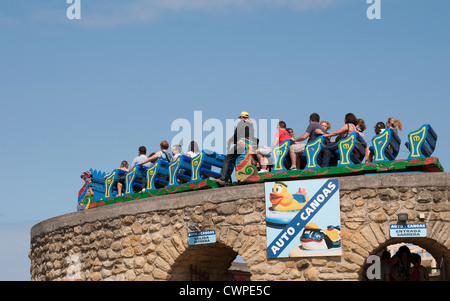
[0,0,448,280]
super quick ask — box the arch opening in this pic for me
[169,242,251,281]
[360,237,448,281]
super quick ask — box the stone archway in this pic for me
[360,237,449,280]
[29,172,449,281]
[170,243,240,281]
[349,224,450,280]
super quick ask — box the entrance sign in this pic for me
[390,223,427,238]
[188,230,216,245]
[265,179,341,258]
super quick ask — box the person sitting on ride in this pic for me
[316,113,359,167]
[104,160,129,197]
[186,141,200,158]
[320,120,332,145]
[138,140,173,166]
[356,118,366,139]
[171,144,182,162]
[364,122,386,163]
[289,113,323,170]
[256,121,292,173]
[386,117,403,134]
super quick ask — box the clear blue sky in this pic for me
[0,0,448,280]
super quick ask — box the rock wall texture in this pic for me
[30,172,450,281]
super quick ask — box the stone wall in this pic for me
[29,172,450,281]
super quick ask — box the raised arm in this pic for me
[139,152,161,165]
[293,131,310,143]
[323,123,349,138]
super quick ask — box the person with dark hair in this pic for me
[117,146,151,196]
[256,121,292,172]
[187,141,200,158]
[139,140,172,166]
[286,128,295,138]
[356,118,366,138]
[375,121,386,135]
[137,141,173,191]
[364,121,387,163]
[410,253,429,281]
[288,113,323,170]
[379,250,392,281]
[317,113,359,167]
[391,245,412,281]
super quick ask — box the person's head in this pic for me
[397,245,411,262]
[148,152,156,163]
[160,140,169,150]
[357,119,366,132]
[375,122,386,135]
[238,111,250,119]
[287,128,294,138]
[120,161,128,169]
[138,146,147,155]
[320,121,331,132]
[387,118,403,132]
[172,144,182,155]
[344,113,358,126]
[278,121,287,129]
[381,250,391,260]
[188,141,199,153]
[310,113,320,123]
[410,253,421,266]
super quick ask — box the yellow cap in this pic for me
[238,111,249,118]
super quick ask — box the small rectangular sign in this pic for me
[188,230,216,245]
[390,223,427,238]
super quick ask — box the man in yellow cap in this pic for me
[238,111,249,119]
[214,111,255,185]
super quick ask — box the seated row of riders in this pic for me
[211,111,403,186]
[108,141,201,196]
[255,112,403,172]
[108,111,403,192]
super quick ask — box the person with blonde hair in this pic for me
[387,118,403,133]
[320,120,332,144]
[320,121,331,133]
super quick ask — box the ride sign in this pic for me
[390,223,427,238]
[188,230,217,246]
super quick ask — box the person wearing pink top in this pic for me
[256,121,292,172]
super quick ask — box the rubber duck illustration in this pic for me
[294,187,309,203]
[270,182,307,211]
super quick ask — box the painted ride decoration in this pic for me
[78,124,442,211]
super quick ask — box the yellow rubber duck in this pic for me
[270,182,305,211]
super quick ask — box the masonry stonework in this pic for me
[30,173,450,281]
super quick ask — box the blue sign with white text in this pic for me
[265,178,341,258]
[188,230,216,245]
[390,223,427,238]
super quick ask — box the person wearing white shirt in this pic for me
[117,146,150,196]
